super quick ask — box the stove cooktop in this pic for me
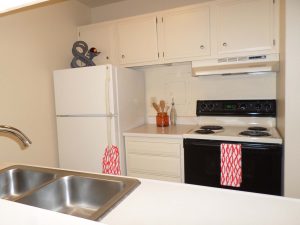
[185,99,283,144]
[184,125,282,144]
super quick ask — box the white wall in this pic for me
[143,63,276,122]
[91,0,210,23]
[282,0,300,198]
[0,0,90,167]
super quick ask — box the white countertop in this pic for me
[123,124,283,144]
[101,179,300,225]
[1,165,300,225]
[123,124,195,138]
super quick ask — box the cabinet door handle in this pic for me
[106,56,110,60]
[200,45,205,49]
[222,42,227,47]
[121,54,125,59]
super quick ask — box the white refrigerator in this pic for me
[53,65,145,175]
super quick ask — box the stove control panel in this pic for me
[196,100,276,117]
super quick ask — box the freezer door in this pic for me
[53,66,115,115]
[56,117,119,173]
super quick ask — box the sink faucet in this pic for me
[0,125,32,147]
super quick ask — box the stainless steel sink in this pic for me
[0,165,140,220]
[17,175,126,219]
[0,168,56,201]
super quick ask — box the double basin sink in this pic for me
[0,165,140,220]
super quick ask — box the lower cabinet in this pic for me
[125,136,183,182]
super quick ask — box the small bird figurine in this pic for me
[88,47,101,61]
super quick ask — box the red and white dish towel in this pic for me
[220,143,242,187]
[102,145,121,175]
[101,66,121,175]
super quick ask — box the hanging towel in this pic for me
[102,145,121,175]
[220,143,242,187]
[101,66,121,175]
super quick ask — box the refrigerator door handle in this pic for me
[105,66,112,147]
[56,114,117,117]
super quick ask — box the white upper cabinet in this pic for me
[78,22,117,65]
[161,5,211,62]
[117,15,159,65]
[215,0,277,56]
[77,0,279,67]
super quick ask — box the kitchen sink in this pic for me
[0,165,140,220]
[17,175,126,220]
[0,168,56,201]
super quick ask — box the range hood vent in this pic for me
[192,54,279,76]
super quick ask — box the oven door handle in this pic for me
[184,139,282,151]
[184,140,220,148]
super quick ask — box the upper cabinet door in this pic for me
[117,15,159,65]
[161,5,211,61]
[216,0,275,56]
[78,22,116,65]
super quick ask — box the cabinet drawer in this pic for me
[127,154,181,177]
[128,171,181,183]
[126,140,181,157]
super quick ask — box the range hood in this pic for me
[192,54,279,76]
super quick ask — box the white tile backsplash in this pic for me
[144,63,192,116]
[141,62,277,118]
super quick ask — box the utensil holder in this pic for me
[156,112,169,127]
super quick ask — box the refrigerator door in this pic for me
[53,65,115,116]
[56,116,119,173]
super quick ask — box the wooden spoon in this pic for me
[152,102,160,113]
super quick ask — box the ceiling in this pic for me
[77,0,126,7]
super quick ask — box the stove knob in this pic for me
[239,103,247,111]
[255,103,262,111]
[264,103,272,112]
[200,104,207,111]
[208,104,214,110]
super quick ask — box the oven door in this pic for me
[184,139,283,195]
